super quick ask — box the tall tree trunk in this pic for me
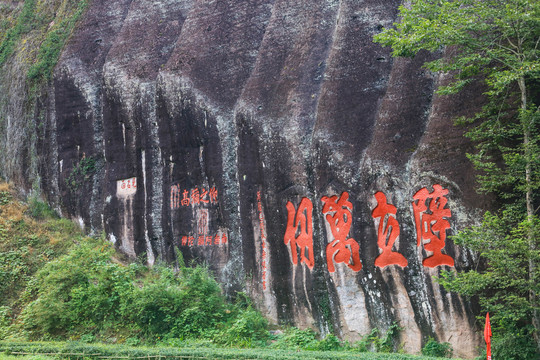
[519,76,540,351]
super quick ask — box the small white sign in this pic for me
[117,177,137,197]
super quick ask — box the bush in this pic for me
[421,337,452,358]
[216,307,269,347]
[20,238,134,337]
[491,325,538,360]
[312,334,342,351]
[270,327,318,350]
[19,239,269,347]
[0,306,11,340]
[26,196,58,220]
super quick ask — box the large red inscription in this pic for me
[282,185,454,271]
[322,192,362,272]
[372,192,408,268]
[412,185,454,267]
[283,198,314,269]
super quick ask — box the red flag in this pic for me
[484,313,492,360]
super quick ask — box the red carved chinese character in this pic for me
[181,189,190,206]
[200,188,209,203]
[133,178,137,188]
[191,188,200,205]
[209,187,218,203]
[188,236,194,246]
[412,185,454,267]
[121,181,126,190]
[283,198,314,269]
[214,234,221,245]
[197,236,204,246]
[322,192,362,272]
[372,192,407,268]
[181,236,188,246]
[221,232,228,244]
[205,236,212,245]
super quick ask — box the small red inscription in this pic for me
[180,231,228,247]
[322,192,362,272]
[181,189,190,207]
[284,197,314,269]
[170,185,219,209]
[372,192,407,268]
[412,185,454,267]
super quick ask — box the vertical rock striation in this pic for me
[0,0,487,356]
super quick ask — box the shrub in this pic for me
[270,327,318,349]
[0,305,11,339]
[19,240,269,346]
[491,325,538,360]
[20,238,134,337]
[312,334,342,351]
[352,323,401,353]
[216,307,269,347]
[421,337,452,358]
[26,196,58,220]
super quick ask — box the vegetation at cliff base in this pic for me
[0,183,268,347]
[0,182,440,359]
[375,0,540,359]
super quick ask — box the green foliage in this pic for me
[26,196,58,220]
[16,238,270,347]
[353,323,402,353]
[0,341,448,360]
[20,238,130,337]
[0,191,11,206]
[216,307,269,347]
[0,0,37,66]
[270,327,318,350]
[0,306,11,340]
[439,213,540,357]
[27,0,88,88]
[421,338,452,358]
[490,325,539,360]
[0,187,74,310]
[312,334,342,351]
[65,156,98,191]
[374,0,540,356]
[374,0,540,96]
[269,324,400,353]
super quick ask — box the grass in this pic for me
[0,341,459,360]
[0,355,54,360]
[0,182,460,359]
[0,0,89,94]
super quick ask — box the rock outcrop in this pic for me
[0,0,489,356]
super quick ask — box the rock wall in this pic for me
[0,0,489,357]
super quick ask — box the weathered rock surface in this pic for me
[0,0,489,356]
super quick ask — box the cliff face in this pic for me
[1,0,488,356]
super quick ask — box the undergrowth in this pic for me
[0,0,37,67]
[0,182,450,358]
[0,341,456,360]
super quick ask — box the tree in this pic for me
[374,0,540,357]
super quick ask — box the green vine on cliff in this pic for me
[27,0,89,90]
[0,0,37,66]
[65,156,97,192]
